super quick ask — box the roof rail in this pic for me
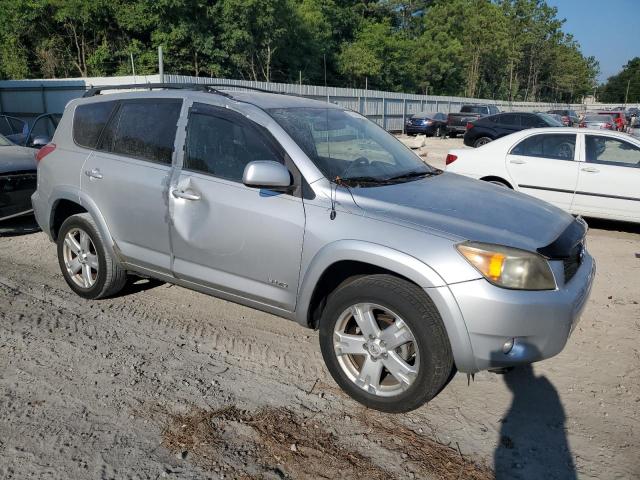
[83,82,294,99]
[83,83,210,97]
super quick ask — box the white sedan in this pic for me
[445,127,640,223]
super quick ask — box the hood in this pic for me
[349,172,574,252]
[0,145,36,174]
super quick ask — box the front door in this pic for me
[506,132,579,210]
[169,103,305,311]
[81,98,183,272]
[572,134,640,222]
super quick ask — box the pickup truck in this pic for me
[447,104,500,137]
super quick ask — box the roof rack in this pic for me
[83,82,293,98]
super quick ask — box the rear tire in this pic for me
[474,137,492,148]
[319,274,454,413]
[448,131,457,138]
[57,213,127,299]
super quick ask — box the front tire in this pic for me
[319,275,454,413]
[57,213,127,299]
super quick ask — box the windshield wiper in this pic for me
[384,170,438,182]
[337,175,392,186]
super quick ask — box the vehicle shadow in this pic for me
[0,214,41,237]
[118,277,166,297]
[494,357,577,479]
[583,217,640,235]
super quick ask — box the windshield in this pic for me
[537,113,564,126]
[268,107,434,183]
[0,134,11,146]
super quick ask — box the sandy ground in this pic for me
[1,177,639,479]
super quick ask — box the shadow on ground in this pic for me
[494,363,577,480]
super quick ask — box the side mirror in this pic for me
[29,135,50,149]
[243,161,291,189]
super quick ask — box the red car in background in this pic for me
[597,110,626,131]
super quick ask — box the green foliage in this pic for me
[599,57,640,104]
[0,0,602,102]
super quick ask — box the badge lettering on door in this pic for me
[269,277,288,289]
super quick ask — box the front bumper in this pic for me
[448,250,595,371]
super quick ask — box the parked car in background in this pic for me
[447,128,640,223]
[0,115,29,143]
[32,84,595,412]
[463,112,564,148]
[597,110,626,131]
[405,111,447,136]
[446,104,499,137]
[579,114,616,130]
[547,109,579,126]
[0,133,38,221]
[626,107,639,124]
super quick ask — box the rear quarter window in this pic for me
[73,102,117,149]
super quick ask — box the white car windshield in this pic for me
[268,107,435,185]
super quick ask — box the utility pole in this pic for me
[624,79,631,106]
[130,53,136,81]
[158,46,164,83]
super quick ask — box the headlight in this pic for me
[457,242,556,290]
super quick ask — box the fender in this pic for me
[47,186,120,261]
[295,239,477,373]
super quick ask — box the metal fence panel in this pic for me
[0,74,637,131]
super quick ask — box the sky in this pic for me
[547,0,640,84]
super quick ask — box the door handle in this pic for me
[509,159,527,165]
[84,168,103,180]
[172,189,201,201]
[581,167,600,173]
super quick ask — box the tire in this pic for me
[486,179,511,189]
[448,131,457,138]
[319,274,454,413]
[473,137,492,148]
[57,213,127,300]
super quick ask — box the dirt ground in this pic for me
[1,168,639,478]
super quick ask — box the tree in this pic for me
[599,58,640,104]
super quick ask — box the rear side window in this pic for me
[489,106,499,115]
[103,100,182,164]
[511,134,576,160]
[498,114,520,126]
[74,102,116,148]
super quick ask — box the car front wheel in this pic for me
[319,274,454,413]
[473,137,493,148]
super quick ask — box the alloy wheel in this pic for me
[62,227,99,288]
[333,303,419,397]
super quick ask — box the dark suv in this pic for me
[464,112,564,148]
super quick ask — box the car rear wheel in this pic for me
[474,137,492,148]
[319,274,454,413]
[448,131,457,138]
[57,213,127,299]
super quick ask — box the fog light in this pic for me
[502,338,515,354]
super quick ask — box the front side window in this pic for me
[105,100,182,164]
[511,134,576,160]
[269,107,434,183]
[184,105,282,182]
[585,135,640,167]
[74,102,116,149]
[499,114,520,126]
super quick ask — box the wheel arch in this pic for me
[479,175,514,189]
[296,241,478,373]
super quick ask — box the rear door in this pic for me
[81,98,183,272]
[572,134,640,222]
[494,114,522,138]
[506,132,580,210]
[169,102,305,311]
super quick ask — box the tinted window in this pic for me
[511,134,576,160]
[30,114,61,142]
[106,100,181,164]
[185,107,282,182]
[499,114,520,126]
[461,105,485,114]
[521,114,544,128]
[489,106,499,115]
[74,102,116,148]
[585,136,640,167]
[8,117,26,134]
[0,117,11,136]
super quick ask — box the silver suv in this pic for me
[32,84,595,412]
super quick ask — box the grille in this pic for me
[562,242,583,283]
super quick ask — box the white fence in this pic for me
[0,75,637,132]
